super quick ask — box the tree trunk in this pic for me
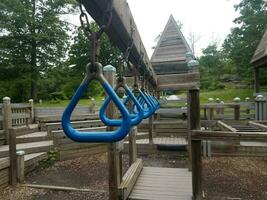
[30,0,37,100]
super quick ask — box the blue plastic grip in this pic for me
[100,85,144,126]
[62,77,132,143]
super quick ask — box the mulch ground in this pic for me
[0,153,266,200]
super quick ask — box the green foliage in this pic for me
[39,148,59,168]
[0,0,76,101]
[199,44,227,90]
[199,0,267,90]
[223,0,267,80]
[64,23,123,98]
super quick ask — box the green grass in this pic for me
[199,88,254,103]
[35,96,104,108]
[35,88,256,108]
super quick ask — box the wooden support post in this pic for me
[192,139,202,200]
[129,126,137,166]
[9,128,17,186]
[16,150,25,183]
[188,90,200,170]
[148,115,154,144]
[208,108,214,121]
[203,108,207,120]
[156,91,160,120]
[234,105,240,120]
[28,99,34,123]
[104,65,122,200]
[245,98,250,119]
[255,67,260,93]
[3,97,12,144]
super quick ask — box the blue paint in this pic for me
[62,80,131,143]
[100,85,144,126]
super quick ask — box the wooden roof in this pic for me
[151,15,191,71]
[251,30,267,68]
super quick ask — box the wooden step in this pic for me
[125,132,149,141]
[24,152,48,173]
[52,126,107,139]
[129,167,192,200]
[13,126,37,137]
[0,141,53,158]
[16,132,48,143]
[46,120,104,136]
[0,152,48,188]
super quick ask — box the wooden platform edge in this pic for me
[118,158,143,200]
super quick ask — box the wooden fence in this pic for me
[0,98,34,144]
[201,101,254,121]
[191,130,267,199]
[11,103,33,126]
[35,106,95,117]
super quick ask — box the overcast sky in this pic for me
[126,0,241,57]
[68,0,241,58]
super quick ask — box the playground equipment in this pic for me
[61,2,199,199]
[62,1,159,142]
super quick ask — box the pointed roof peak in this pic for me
[169,14,175,20]
[251,30,267,67]
[151,15,191,64]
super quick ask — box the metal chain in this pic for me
[118,22,135,82]
[78,0,113,69]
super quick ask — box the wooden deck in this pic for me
[125,137,187,145]
[129,167,192,200]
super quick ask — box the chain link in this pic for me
[78,0,113,69]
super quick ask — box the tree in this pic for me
[199,44,225,90]
[65,22,123,98]
[187,31,201,56]
[0,0,75,101]
[223,0,267,81]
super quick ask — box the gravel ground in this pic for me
[0,153,266,200]
[202,157,267,200]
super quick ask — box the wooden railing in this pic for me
[11,103,33,126]
[0,98,34,144]
[191,130,267,199]
[201,102,255,121]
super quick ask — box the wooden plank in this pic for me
[0,168,9,179]
[52,126,106,139]
[217,120,237,132]
[81,0,157,86]
[157,73,200,86]
[129,127,137,165]
[249,121,267,131]
[129,167,192,200]
[12,113,30,119]
[11,103,30,109]
[59,144,108,160]
[0,158,10,170]
[157,82,199,91]
[192,130,267,141]
[23,184,106,193]
[191,140,202,200]
[118,159,143,200]
[9,128,17,185]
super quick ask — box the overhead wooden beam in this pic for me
[157,82,200,91]
[81,0,157,87]
[156,72,200,91]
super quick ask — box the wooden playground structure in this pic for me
[0,1,267,200]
